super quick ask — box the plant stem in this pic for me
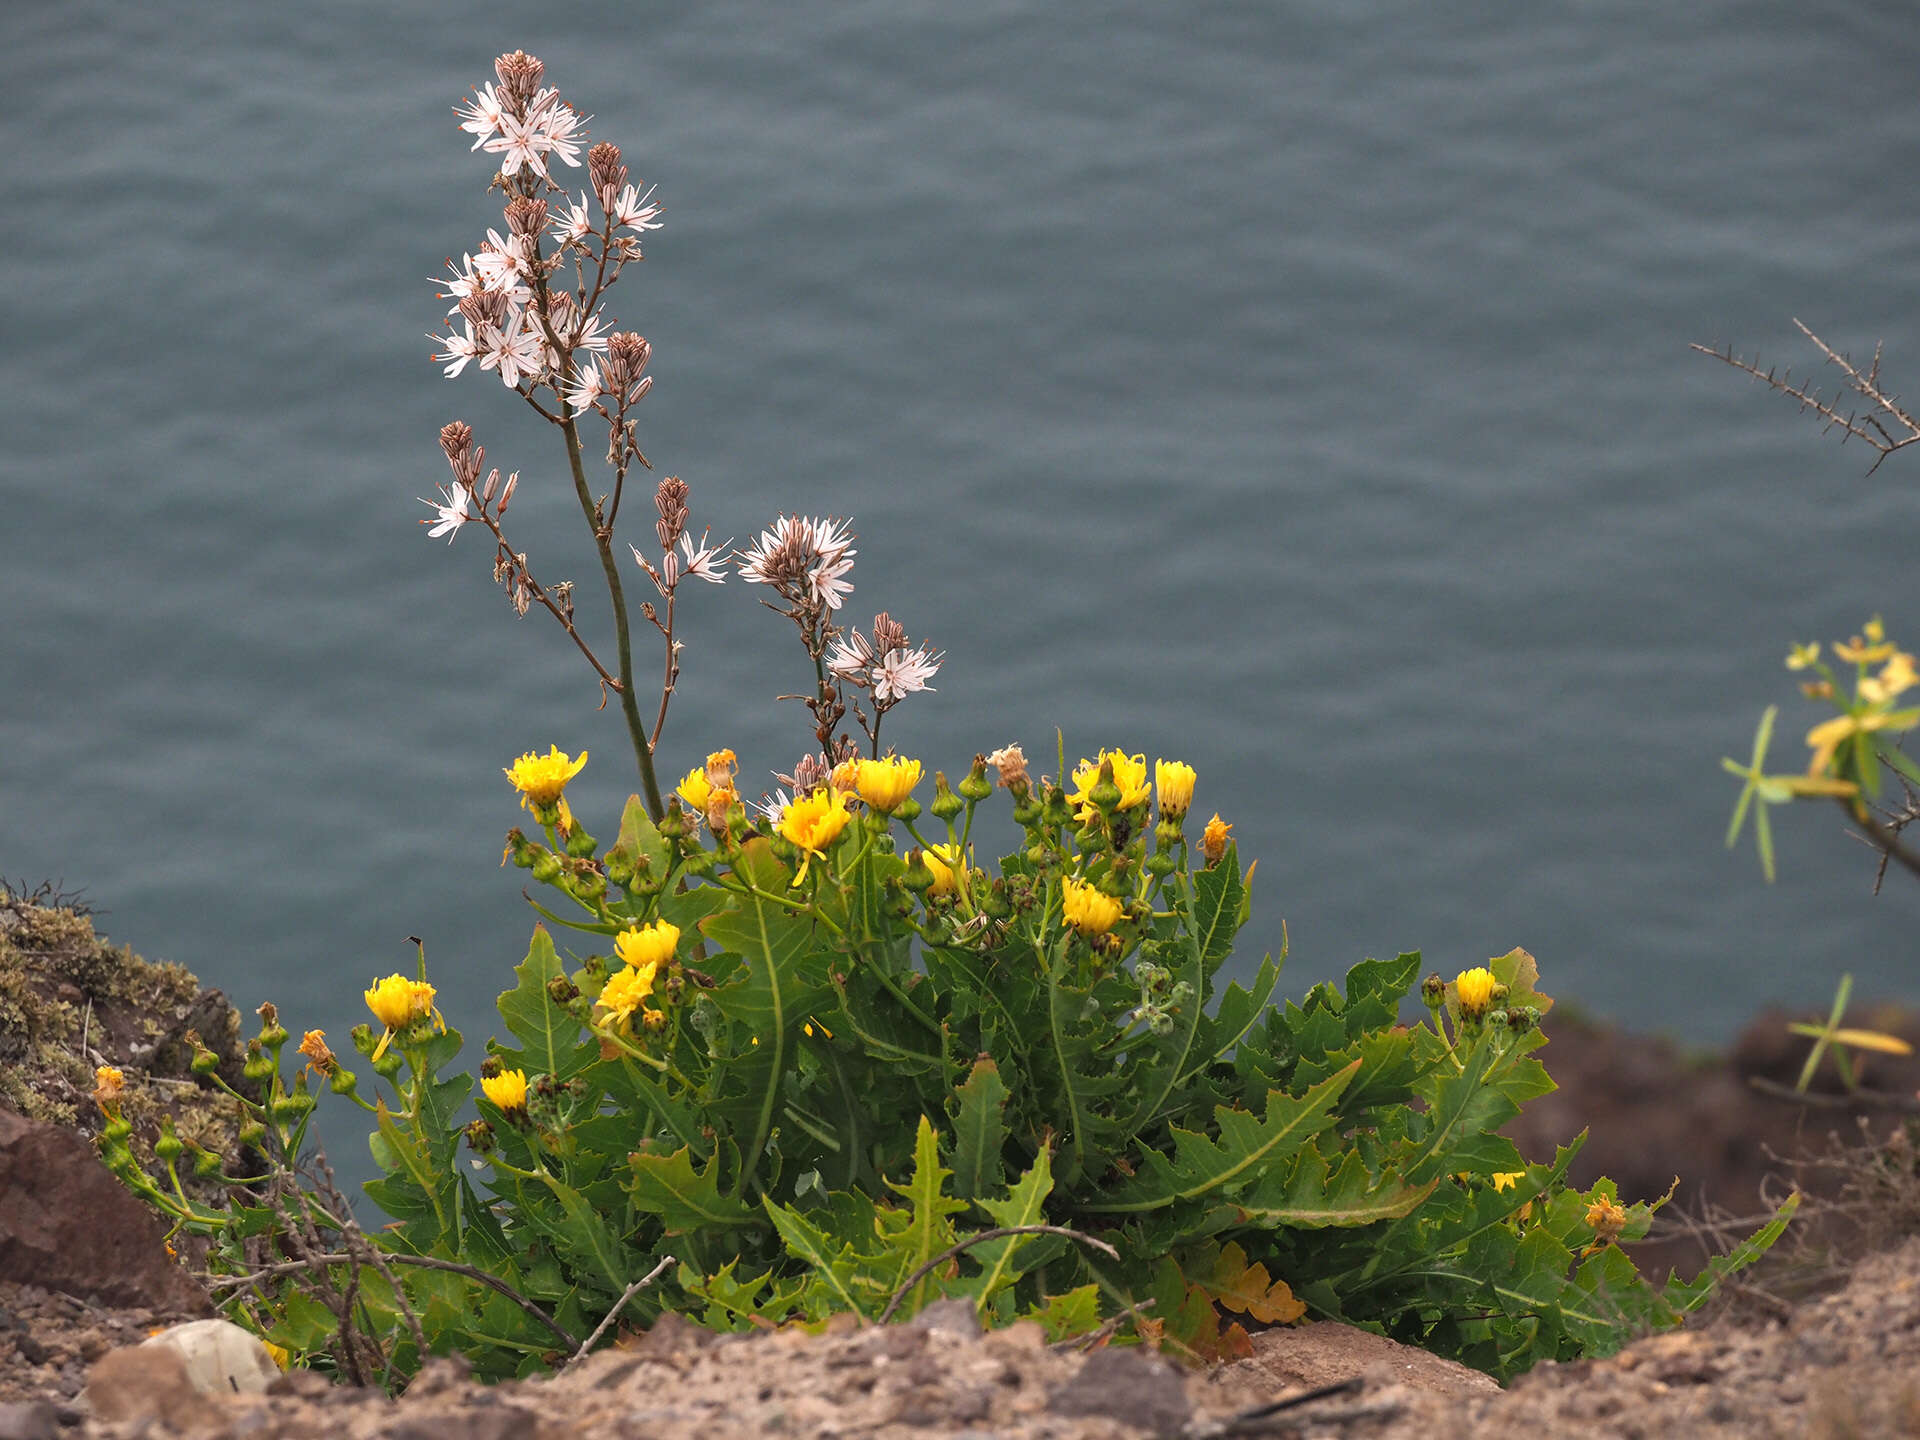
[558,411,665,820]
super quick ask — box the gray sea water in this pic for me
[8,1,1920,1122]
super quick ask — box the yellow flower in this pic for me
[1785,642,1821,671]
[1490,1171,1526,1193]
[924,843,969,898]
[364,975,442,1059]
[615,919,681,971]
[1585,1197,1628,1242]
[1834,629,1896,665]
[1454,967,1497,1021]
[1805,706,1920,777]
[676,766,713,813]
[1061,877,1124,937]
[1155,760,1197,820]
[597,962,659,1029]
[777,787,854,882]
[504,745,589,814]
[1066,749,1152,820]
[93,1065,126,1110]
[1858,651,1919,706]
[854,756,922,813]
[481,1068,529,1113]
[297,1030,337,1077]
[830,758,861,794]
[261,1340,291,1372]
[1200,813,1233,866]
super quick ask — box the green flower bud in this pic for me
[894,797,923,823]
[154,1124,185,1164]
[565,825,598,858]
[242,1047,276,1086]
[464,1119,496,1155]
[1144,849,1176,876]
[102,1114,134,1146]
[1490,982,1511,1007]
[371,1046,405,1081]
[271,1091,316,1122]
[1505,1008,1534,1034]
[530,853,563,884]
[328,1066,358,1097]
[190,1045,220,1077]
[1169,981,1196,1008]
[1420,973,1446,1007]
[505,828,538,868]
[1011,799,1042,827]
[901,850,937,892]
[238,1117,266,1148]
[930,772,963,821]
[604,856,635,889]
[567,868,607,903]
[983,879,1012,919]
[658,804,687,842]
[958,758,993,803]
[1074,825,1104,854]
[546,975,581,1005]
[192,1146,223,1179]
[682,848,717,877]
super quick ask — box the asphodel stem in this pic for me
[558,410,666,821]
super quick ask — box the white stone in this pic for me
[141,1319,282,1395]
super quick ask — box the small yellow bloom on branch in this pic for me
[364,975,442,1060]
[1454,967,1497,1022]
[854,756,922,814]
[615,919,681,971]
[1061,877,1124,937]
[777,787,853,883]
[1066,749,1151,821]
[1155,760,1197,821]
[1200,813,1233,866]
[597,962,659,1030]
[93,1065,126,1111]
[480,1068,529,1113]
[504,745,588,823]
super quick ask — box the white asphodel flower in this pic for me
[563,359,604,414]
[755,788,795,826]
[427,321,482,379]
[552,191,595,246]
[810,554,854,611]
[453,83,507,150]
[483,93,587,178]
[610,182,664,233]
[873,645,941,702]
[480,316,546,389]
[434,253,529,315]
[418,482,473,543]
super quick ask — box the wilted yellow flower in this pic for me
[297,1030,337,1077]
[777,787,854,882]
[1061,877,1124,937]
[924,843,969,898]
[1200,813,1233,866]
[1066,749,1151,820]
[1585,1197,1628,1243]
[615,919,681,971]
[1454,967,1497,1021]
[597,962,659,1029]
[1858,651,1919,706]
[1785,642,1821,671]
[855,756,922,813]
[93,1065,125,1110]
[830,758,861,794]
[1155,760,1197,820]
[364,975,441,1059]
[504,745,589,811]
[481,1068,529,1113]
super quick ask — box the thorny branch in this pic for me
[1692,320,1920,476]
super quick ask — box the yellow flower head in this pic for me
[93,1065,126,1110]
[597,962,659,1029]
[364,975,441,1059]
[1858,650,1919,706]
[615,919,681,971]
[1061,877,1124,937]
[676,752,739,830]
[1200,813,1233,866]
[1155,760,1197,820]
[1785,642,1821,671]
[504,745,589,812]
[297,1030,337,1077]
[1066,749,1152,820]
[1454,967,1497,1021]
[924,842,969,898]
[854,756,922,813]
[777,787,854,882]
[830,757,861,794]
[260,1340,290,1372]
[1834,622,1897,665]
[1490,1171,1527,1194]
[676,766,713,813]
[1585,1196,1628,1242]
[481,1068,529,1113]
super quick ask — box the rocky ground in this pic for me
[8,887,1920,1438]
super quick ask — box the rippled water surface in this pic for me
[9,3,1920,1107]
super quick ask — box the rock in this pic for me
[1236,1321,1500,1398]
[909,1297,983,1336]
[0,1109,209,1314]
[1048,1345,1193,1440]
[84,1343,218,1433]
[144,1319,281,1396]
[0,1402,58,1440]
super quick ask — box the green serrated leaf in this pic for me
[1086,1060,1360,1214]
[1029,1282,1101,1342]
[627,1145,759,1232]
[952,1057,1010,1200]
[1233,1144,1436,1228]
[879,1117,969,1315]
[604,794,672,895]
[495,926,596,1080]
[966,1143,1057,1308]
